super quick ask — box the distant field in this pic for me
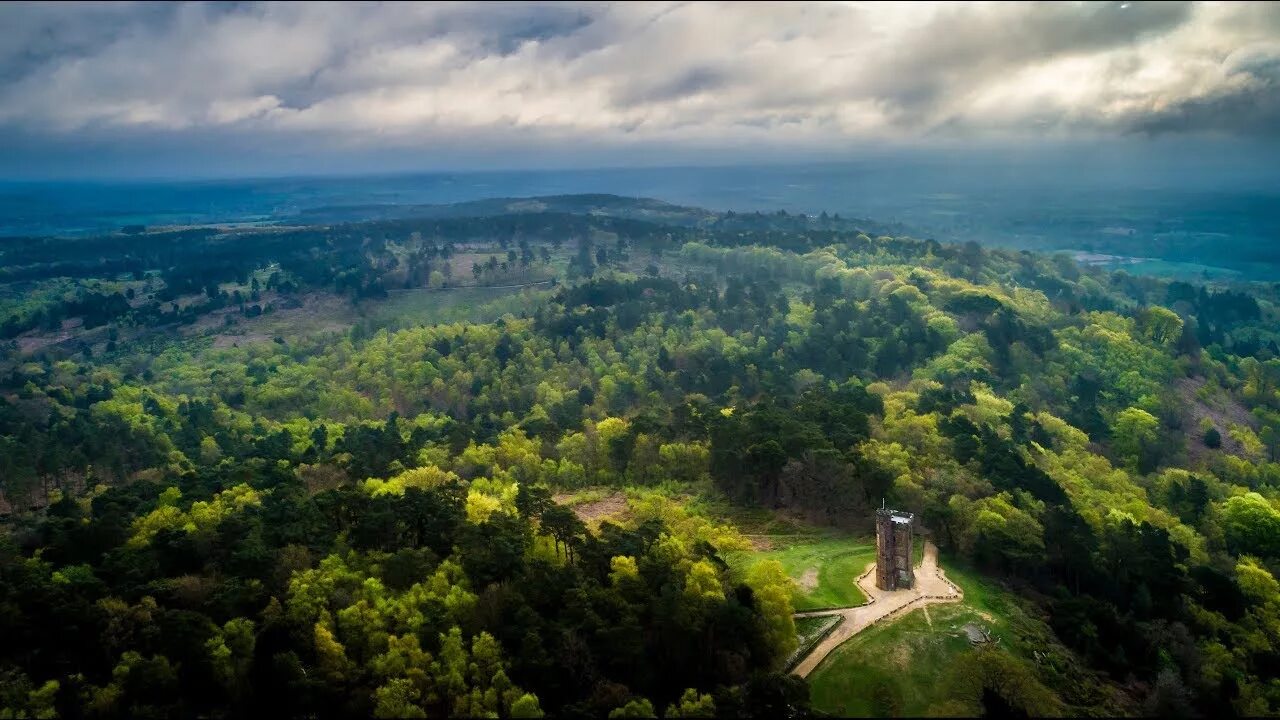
[190,283,557,354]
[1117,258,1245,281]
[727,536,875,610]
[363,284,554,328]
[1062,250,1248,282]
[806,558,1074,717]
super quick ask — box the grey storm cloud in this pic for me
[0,0,1278,158]
[1131,41,1280,137]
[859,1,1194,120]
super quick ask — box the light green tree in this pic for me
[1136,306,1183,346]
[1112,407,1160,471]
[373,679,427,719]
[746,560,798,663]
[665,688,716,718]
[1222,493,1280,557]
[510,693,545,718]
[609,698,656,718]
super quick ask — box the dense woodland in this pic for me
[2,196,1280,717]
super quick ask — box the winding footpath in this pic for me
[791,541,963,678]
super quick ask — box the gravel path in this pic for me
[790,541,963,678]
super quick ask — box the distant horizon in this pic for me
[5,138,1280,190]
[5,160,1279,285]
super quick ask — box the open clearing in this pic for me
[552,490,631,526]
[548,494,1088,714]
[805,557,1070,717]
[1175,376,1258,465]
[808,602,992,716]
[726,535,875,611]
[790,542,962,677]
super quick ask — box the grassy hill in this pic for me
[807,559,1126,716]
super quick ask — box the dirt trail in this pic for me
[790,541,962,678]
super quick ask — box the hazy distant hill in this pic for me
[295,193,720,225]
[4,164,1278,280]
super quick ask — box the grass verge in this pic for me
[787,615,844,671]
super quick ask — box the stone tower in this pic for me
[875,507,914,591]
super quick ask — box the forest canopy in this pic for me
[2,195,1280,717]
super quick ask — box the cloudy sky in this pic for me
[1,0,1278,178]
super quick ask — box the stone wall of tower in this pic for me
[875,511,894,591]
[893,520,914,589]
[875,508,914,591]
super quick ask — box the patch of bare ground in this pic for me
[17,332,73,354]
[798,567,820,593]
[211,333,273,349]
[203,292,352,348]
[1176,376,1256,465]
[890,641,912,669]
[505,200,548,213]
[746,535,775,551]
[553,492,630,524]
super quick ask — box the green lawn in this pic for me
[727,536,875,610]
[808,603,981,717]
[806,556,1074,717]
